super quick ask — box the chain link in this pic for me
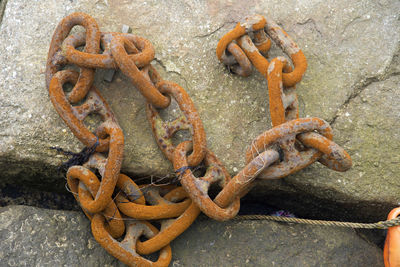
[45,12,396,266]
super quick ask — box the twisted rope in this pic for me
[233,215,400,229]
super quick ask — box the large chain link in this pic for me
[46,12,354,266]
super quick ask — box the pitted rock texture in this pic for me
[0,205,384,267]
[0,205,124,266]
[0,0,399,220]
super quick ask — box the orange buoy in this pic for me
[384,207,400,267]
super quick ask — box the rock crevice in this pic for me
[0,0,8,25]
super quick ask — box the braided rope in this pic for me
[233,215,400,229]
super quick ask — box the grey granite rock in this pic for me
[0,0,399,220]
[0,205,384,267]
[0,205,124,267]
[171,217,384,267]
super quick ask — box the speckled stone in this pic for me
[0,205,384,267]
[0,205,124,266]
[0,0,399,220]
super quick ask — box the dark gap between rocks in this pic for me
[0,0,8,26]
[0,172,387,249]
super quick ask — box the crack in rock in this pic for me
[0,0,8,26]
[194,23,227,38]
[153,57,189,90]
[296,18,323,37]
[330,45,400,125]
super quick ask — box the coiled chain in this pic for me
[47,13,353,266]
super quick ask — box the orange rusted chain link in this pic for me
[49,70,125,213]
[110,34,170,108]
[63,32,155,69]
[67,165,125,238]
[46,12,100,103]
[136,202,201,255]
[218,14,351,183]
[147,80,207,167]
[264,18,307,87]
[297,132,352,172]
[217,14,307,87]
[173,141,241,221]
[384,207,400,267]
[174,141,281,221]
[116,183,191,220]
[91,215,172,267]
[266,57,298,127]
[253,29,271,55]
[224,43,252,76]
[245,118,348,179]
[46,12,190,265]
[216,14,266,63]
[48,70,117,152]
[47,12,355,265]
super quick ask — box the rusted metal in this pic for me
[173,141,241,221]
[63,32,155,70]
[218,15,351,182]
[384,207,400,267]
[136,202,201,255]
[49,70,124,214]
[213,149,280,209]
[224,43,252,76]
[48,70,119,152]
[253,29,271,56]
[111,34,170,108]
[246,118,334,179]
[147,81,207,166]
[116,179,191,220]
[297,132,352,172]
[264,18,307,87]
[66,165,125,238]
[47,12,355,266]
[217,14,307,87]
[46,12,100,103]
[266,57,298,127]
[65,146,123,214]
[91,215,172,267]
[104,25,132,82]
[216,14,266,63]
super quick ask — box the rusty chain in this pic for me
[45,12,358,266]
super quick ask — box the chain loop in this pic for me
[216,14,266,63]
[66,166,124,235]
[173,141,241,221]
[266,56,298,126]
[65,125,123,213]
[91,215,172,267]
[147,81,207,166]
[264,18,307,87]
[46,12,100,103]
[111,35,170,108]
[297,132,352,172]
[46,12,356,265]
[116,182,191,220]
[246,118,330,179]
[136,203,201,255]
[223,43,252,76]
[62,32,155,69]
[48,69,119,152]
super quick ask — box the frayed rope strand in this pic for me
[50,137,99,172]
[233,214,400,229]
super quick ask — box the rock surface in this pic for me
[0,205,384,267]
[0,205,123,266]
[0,0,399,220]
